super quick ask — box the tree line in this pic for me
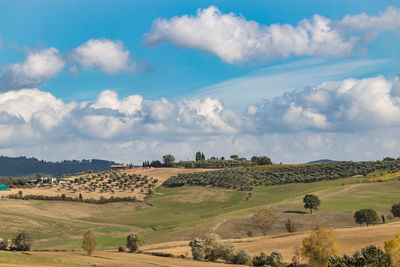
[0,156,116,177]
[142,152,272,169]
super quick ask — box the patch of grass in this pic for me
[0,251,91,266]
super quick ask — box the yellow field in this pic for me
[0,168,214,201]
[368,170,400,182]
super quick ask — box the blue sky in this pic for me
[0,0,400,163]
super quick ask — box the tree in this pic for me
[385,232,400,266]
[195,152,205,161]
[251,208,278,235]
[150,160,162,168]
[82,230,97,256]
[251,156,272,165]
[126,233,143,252]
[12,232,33,251]
[189,238,206,260]
[162,154,175,167]
[391,202,400,218]
[303,194,320,214]
[354,209,378,226]
[230,155,239,160]
[302,227,339,267]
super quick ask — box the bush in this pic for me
[329,244,392,267]
[0,239,8,250]
[126,233,144,252]
[189,234,243,264]
[252,251,283,267]
[285,219,296,233]
[12,232,33,251]
[189,238,205,260]
[229,250,251,265]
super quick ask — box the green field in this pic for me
[0,175,399,251]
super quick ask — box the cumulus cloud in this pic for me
[0,48,65,90]
[70,39,135,74]
[2,75,400,162]
[260,76,400,131]
[144,6,400,63]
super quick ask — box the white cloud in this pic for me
[261,76,400,131]
[337,6,400,42]
[0,48,65,90]
[1,75,400,163]
[71,39,134,74]
[144,6,400,64]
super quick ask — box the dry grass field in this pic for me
[2,222,399,266]
[0,250,241,267]
[143,221,400,263]
[0,168,213,201]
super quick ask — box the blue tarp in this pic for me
[0,185,8,190]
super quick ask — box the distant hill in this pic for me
[0,156,117,177]
[307,159,337,164]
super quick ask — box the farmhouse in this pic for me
[110,164,130,171]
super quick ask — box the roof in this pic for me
[110,164,129,168]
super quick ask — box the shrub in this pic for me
[285,219,296,233]
[189,238,206,260]
[329,244,392,267]
[126,233,144,252]
[189,234,239,263]
[0,239,8,250]
[229,249,251,265]
[384,232,400,266]
[251,208,278,235]
[252,251,283,267]
[82,230,97,256]
[12,232,33,251]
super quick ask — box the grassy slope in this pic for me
[0,174,399,251]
